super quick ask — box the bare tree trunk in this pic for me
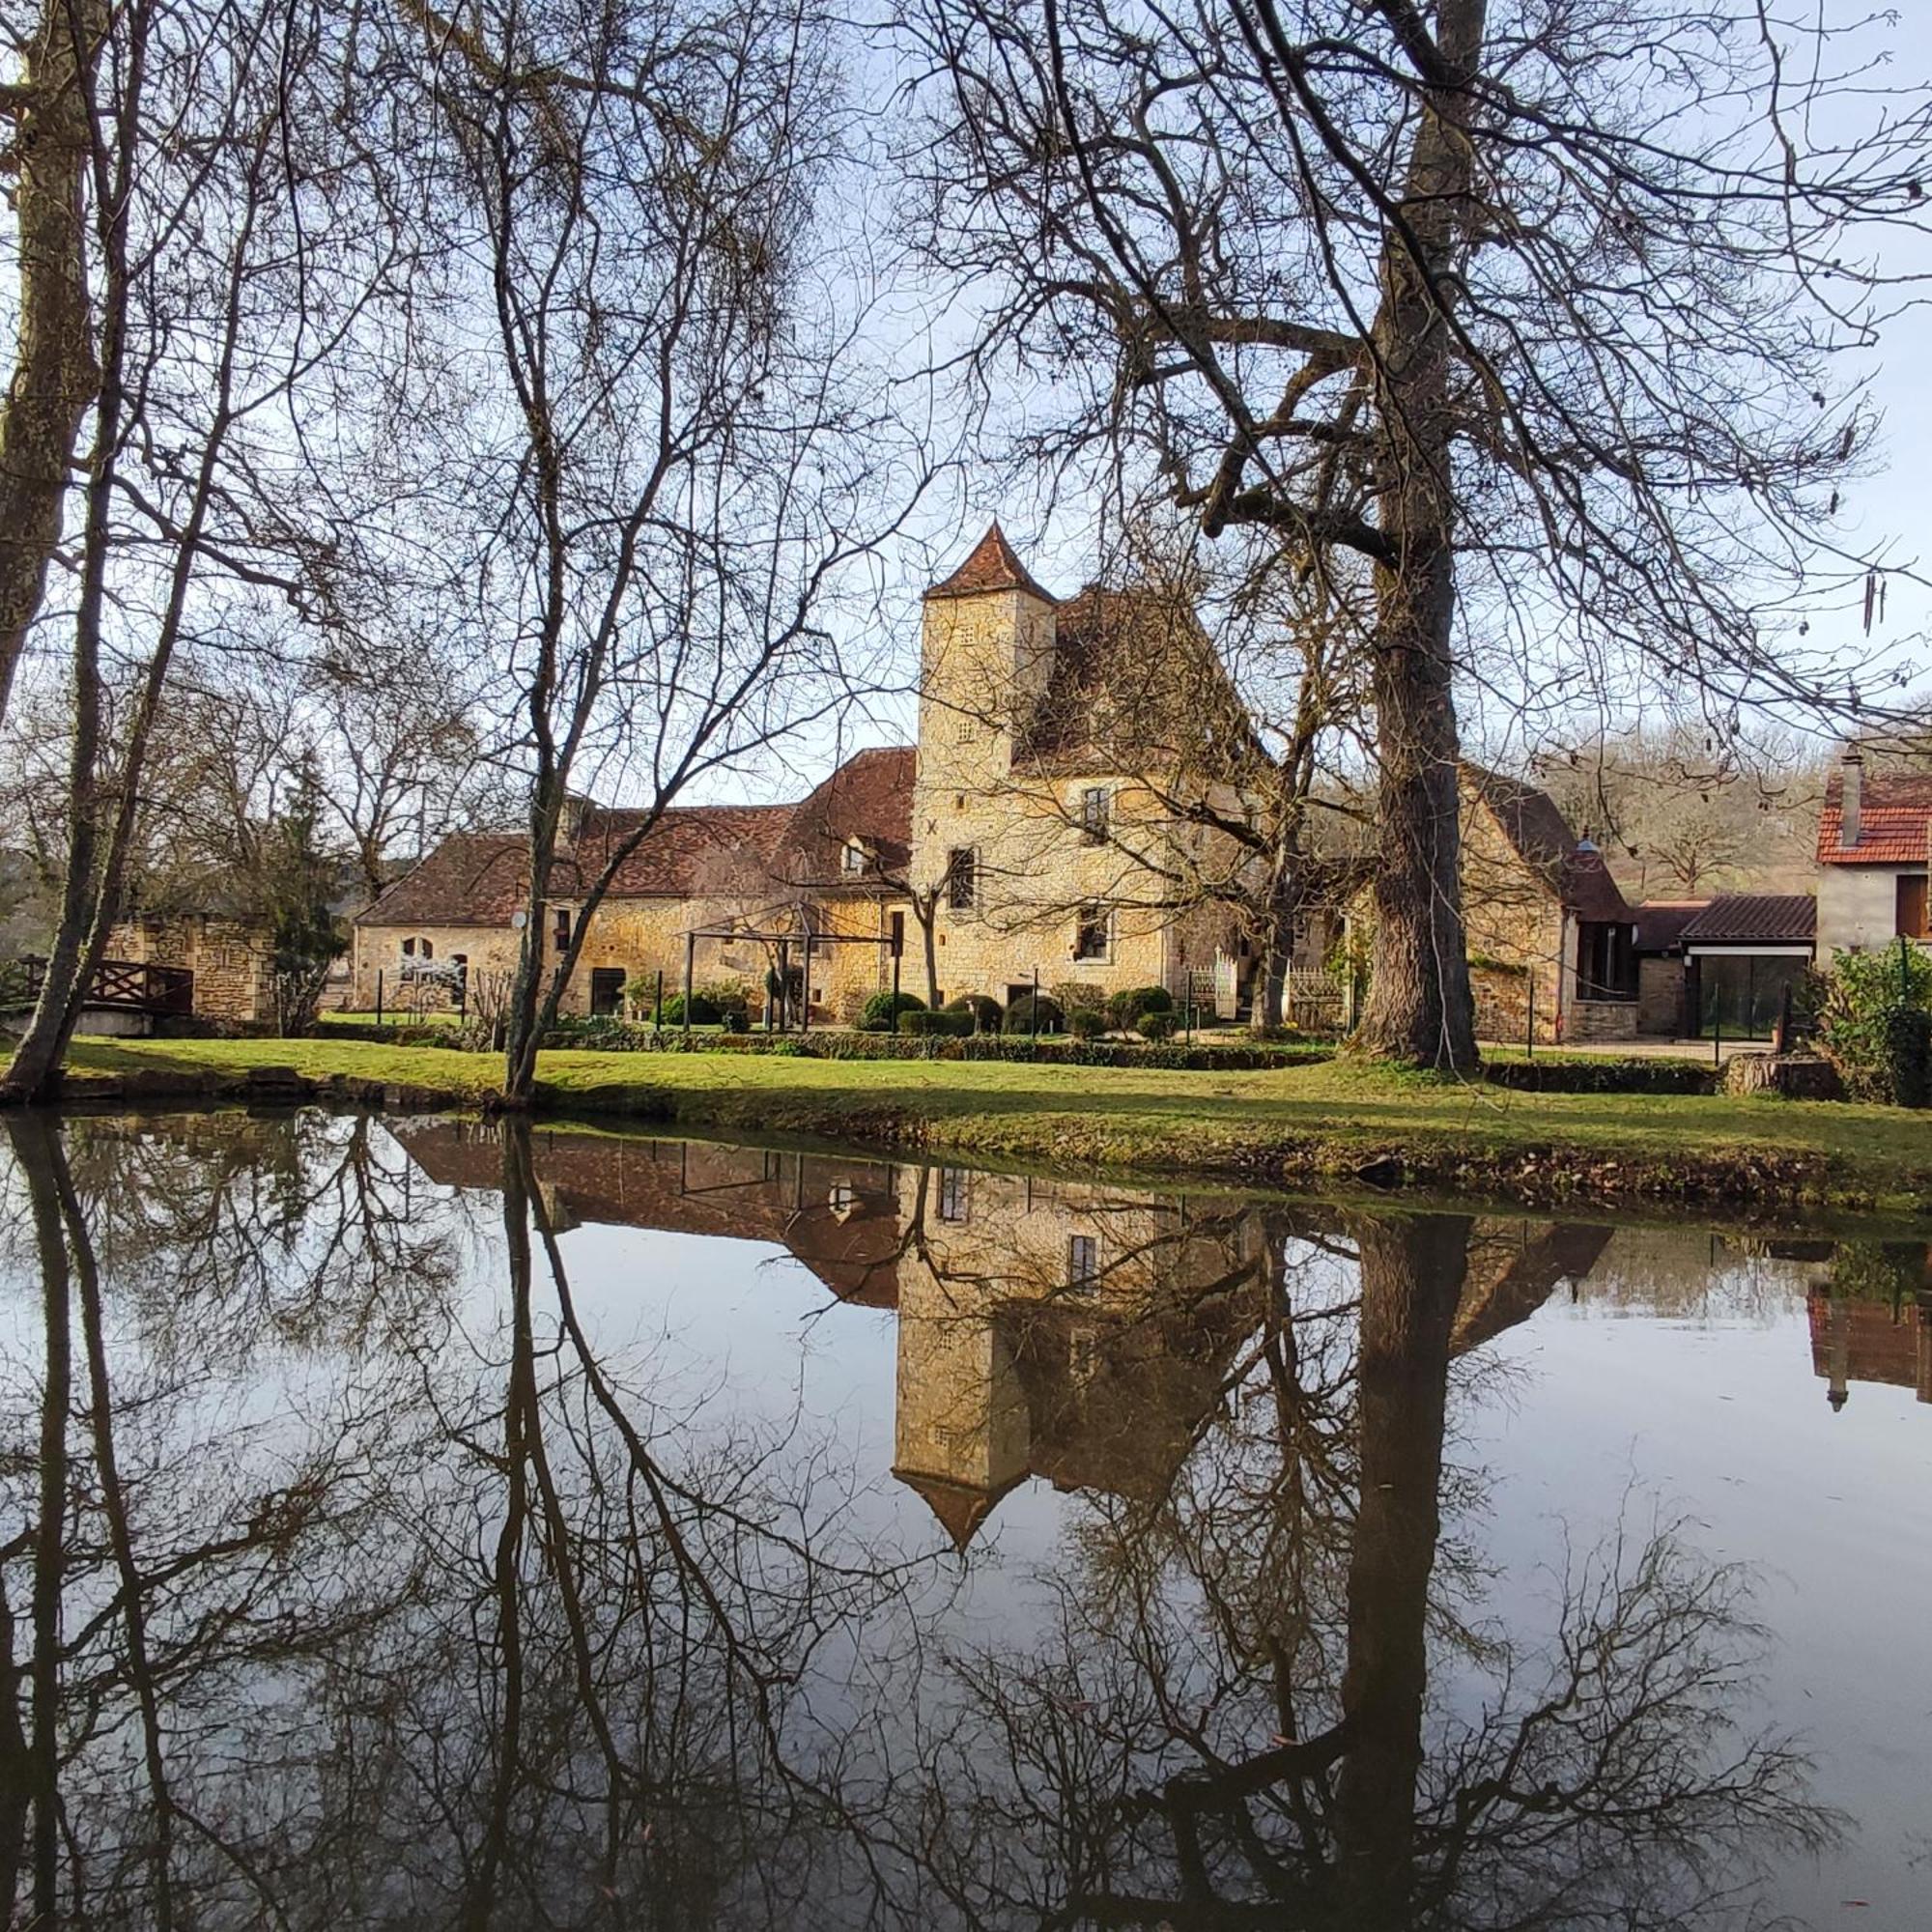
[6,1113,72,1926]
[917,894,940,1009]
[1331,1211,1468,1922]
[1250,840,1300,1036]
[0,0,103,731]
[1354,0,1486,1072]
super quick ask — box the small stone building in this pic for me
[1450,767,1638,1045]
[104,913,275,1025]
[352,750,918,1025]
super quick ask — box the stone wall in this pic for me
[910,584,1238,1009]
[354,890,912,1023]
[107,916,273,1024]
[1637,955,1686,1037]
[1563,997,1640,1043]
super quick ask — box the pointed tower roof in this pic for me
[924,522,1058,605]
[893,1466,1023,1552]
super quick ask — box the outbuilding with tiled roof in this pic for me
[1816,747,1932,956]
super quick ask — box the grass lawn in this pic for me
[51,1032,1932,1219]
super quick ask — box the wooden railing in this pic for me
[0,956,194,1015]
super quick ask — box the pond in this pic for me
[0,1107,1927,1929]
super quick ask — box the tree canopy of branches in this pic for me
[394,0,927,1100]
[0,0,414,1099]
[903,0,1932,1067]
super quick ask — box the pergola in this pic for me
[675,900,898,1035]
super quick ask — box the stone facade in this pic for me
[909,533,1242,1009]
[106,915,274,1024]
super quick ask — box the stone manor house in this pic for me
[351,526,1797,1041]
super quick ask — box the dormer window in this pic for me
[842,839,868,876]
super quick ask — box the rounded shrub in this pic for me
[1137,1009,1178,1043]
[1068,1007,1106,1040]
[1003,992,1064,1036]
[1106,983,1174,1031]
[655,991,719,1028]
[946,992,1004,1034]
[860,989,927,1033]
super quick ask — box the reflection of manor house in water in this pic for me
[394,1122,1613,1548]
[1807,1278,1932,1410]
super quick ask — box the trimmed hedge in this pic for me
[899,1009,974,1037]
[1482,1056,1718,1095]
[1106,983,1174,1031]
[1068,1008,1106,1041]
[1137,1010,1178,1043]
[945,993,1004,1033]
[861,989,926,1032]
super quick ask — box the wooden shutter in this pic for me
[1897,875,1928,939]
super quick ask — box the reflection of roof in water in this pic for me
[389,1122,1620,1551]
[392,1122,908,1306]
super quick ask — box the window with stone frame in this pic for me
[938,1166,970,1223]
[947,847,978,910]
[842,839,868,875]
[1079,785,1110,844]
[1067,1234,1099,1289]
[1073,903,1110,961]
[553,907,572,951]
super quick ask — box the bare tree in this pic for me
[0,0,412,1099]
[396,0,926,1102]
[902,0,1931,1068]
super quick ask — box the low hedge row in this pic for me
[1482,1056,1718,1095]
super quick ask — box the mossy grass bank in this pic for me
[30,1032,1932,1221]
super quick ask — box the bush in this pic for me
[1137,1009,1177,1042]
[696,980,753,1031]
[1068,1007,1106,1040]
[861,989,927,1032]
[1050,980,1106,1016]
[946,993,1004,1033]
[1817,944,1932,1104]
[1003,992,1065,1036]
[1106,983,1174,1031]
[655,992,720,1028]
[900,1008,975,1037]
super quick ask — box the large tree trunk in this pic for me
[1250,838,1300,1036]
[1331,1211,1468,1922]
[1353,0,1487,1072]
[0,0,102,732]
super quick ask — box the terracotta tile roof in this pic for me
[1013,583,1263,779]
[1463,765,1632,923]
[1819,767,1932,865]
[925,522,1059,604]
[1633,898,1712,954]
[358,749,913,927]
[572,803,794,896]
[771,745,915,884]
[1677,894,1816,945]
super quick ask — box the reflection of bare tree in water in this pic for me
[0,1112,932,1930]
[0,1120,1840,1930]
[919,1212,1835,1930]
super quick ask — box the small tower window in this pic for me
[1079,786,1110,844]
[843,839,868,875]
[1068,1235,1099,1289]
[947,848,978,910]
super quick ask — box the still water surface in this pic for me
[1,1108,1928,1929]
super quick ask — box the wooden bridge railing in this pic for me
[0,956,194,1015]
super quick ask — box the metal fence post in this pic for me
[375,969,384,1028]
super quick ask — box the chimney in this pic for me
[1840,745,1863,850]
